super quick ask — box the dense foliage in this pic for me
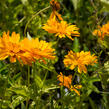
[0,0,109,109]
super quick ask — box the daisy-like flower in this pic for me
[43,0,80,40]
[0,31,26,63]
[63,51,97,73]
[42,16,80,40]
[93,22,109,40]
[21,38,55,64]
[0,31,56,65]
[57,72,82,95]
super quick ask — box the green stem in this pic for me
[60,86,64,109]
[42,71,48,84]
[72,71,76,83]
[28,66,30,87]
[36,62,57,75]
[24,5,50,36]
[26,66,30,109]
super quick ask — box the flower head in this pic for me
[57,72,81,95]
[57,72,72,89]
[63,51,97,73]
[43,0,80,40]
[93,22,109,40]
[0,31,25,63]
[42,16,80,40]
[0,31,56,65]
[21,38,55,64]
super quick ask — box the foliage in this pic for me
[0,0,109,109]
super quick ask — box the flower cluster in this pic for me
[42,0,80,40]
[57,72,82,95]
[93,22,109,40]
[63,51,97,73]
[0,31,55,65]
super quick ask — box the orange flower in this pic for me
[93,22,109,40]
[57,72,81,95]
[42,16,80,40]
[21,38,56,64]
[0,31,26,63]
[63,51,97,73]
[57,72,72,89]
[0,31,56,65]
[43,0,80,40]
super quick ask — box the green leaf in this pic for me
[89,77,100,83]
[98,36,109,48]
[100,0,109,12]
[34,75,43,89]
[8,85,29,97]
[10,96,25,109]
[0,75,7,97]
[104,61,109,72]
[41,84,59,93]
[21,102,26,109]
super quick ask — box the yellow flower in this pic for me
[63,51,97,73]
[20,38,56,64]
[57,72,81,95]
[43,0,80,40]
[0,31,56,65]
[0,31,25,63]
[42,16,80,40]
[93,22,109,40]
